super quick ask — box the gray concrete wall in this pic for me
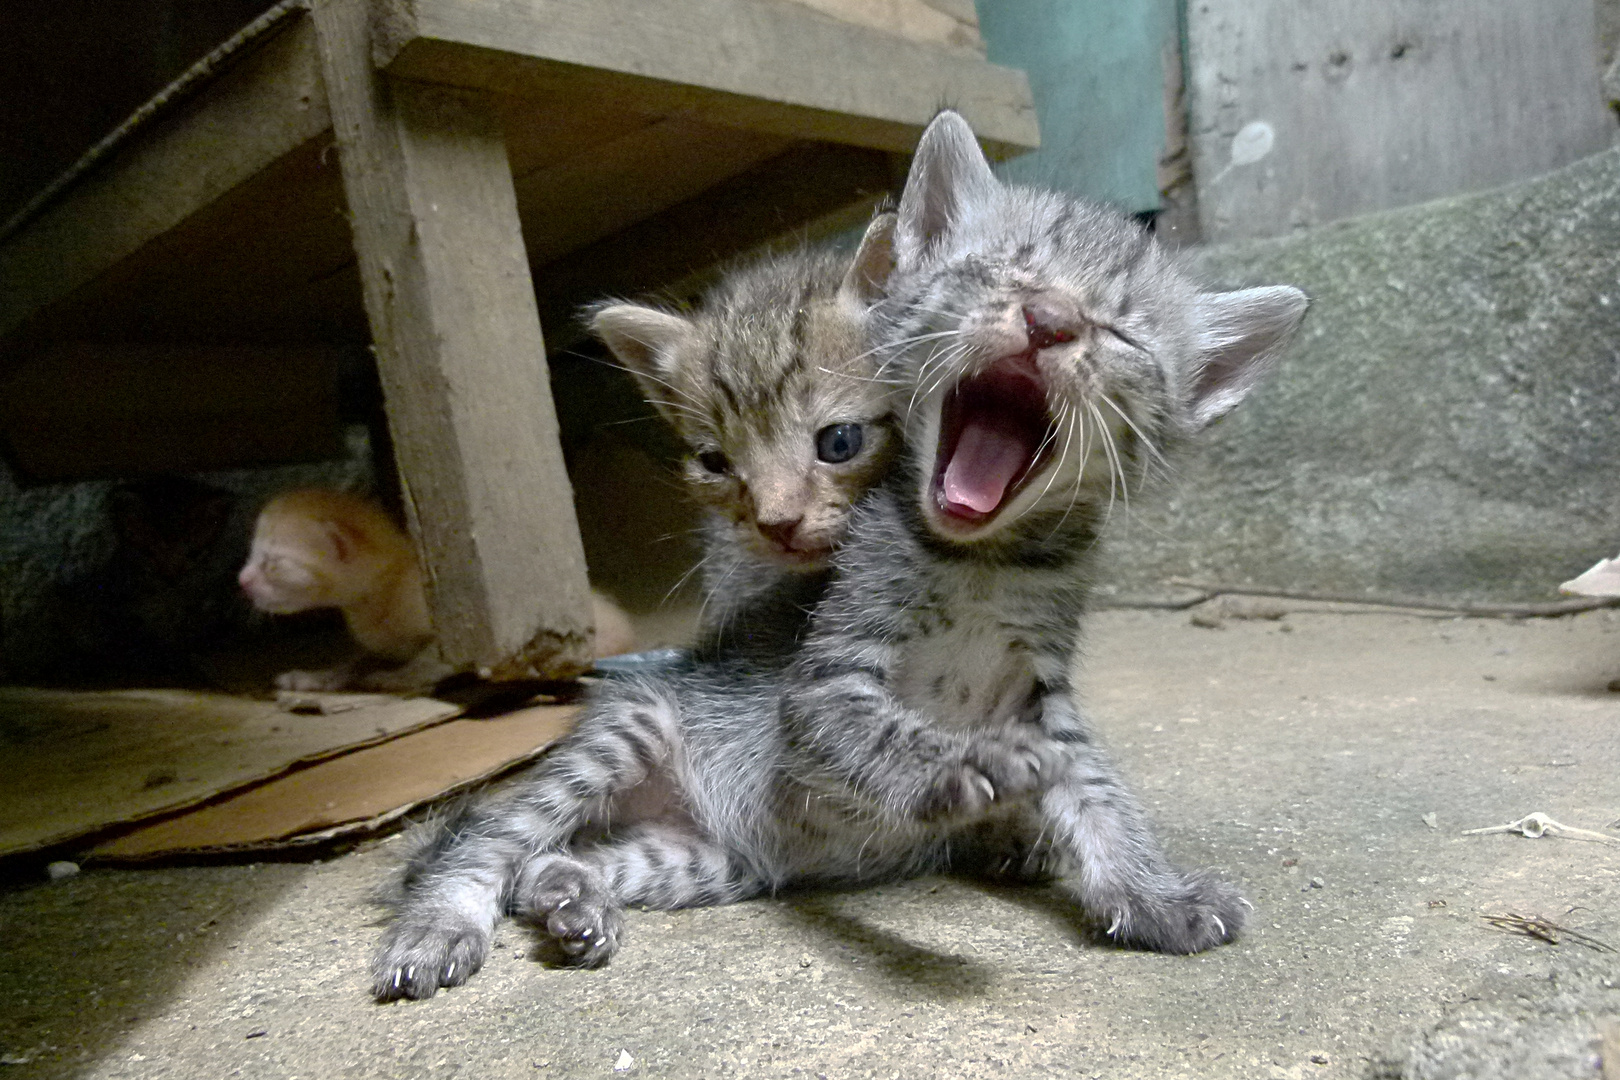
[1186,0,1615,242]
[1097,145,1620,603]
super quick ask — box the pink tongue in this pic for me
[942,417,1032,514]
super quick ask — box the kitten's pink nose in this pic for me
[1022,303,1078,351]
[238,566,256,592]
[758,517,804,551]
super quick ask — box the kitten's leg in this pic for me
[274,658,361,692]
[783,672,1058,822]
[371,680,684,999]
[351,648,456,695]
[512,823,762,967]
[1036,695,1246,954]
[948,813,1065,884]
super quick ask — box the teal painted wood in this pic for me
[975,0,1171,213]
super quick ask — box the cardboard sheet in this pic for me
[0,687,461,856]
[88,703,577,859]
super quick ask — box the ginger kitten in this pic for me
[240,488,635,692]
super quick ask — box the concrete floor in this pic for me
[3,607,1618,1079]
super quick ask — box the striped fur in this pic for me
[370,112,1307,999]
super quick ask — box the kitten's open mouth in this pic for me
[932,353,1054,530]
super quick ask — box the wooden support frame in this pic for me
[372,0,1038,157]
[312,0,593,680]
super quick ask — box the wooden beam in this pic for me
[0,344,341,483]
[0,16,330,344]
[533,142,903,346]
[312,0,594,680]
[372,0,1040,157]
[512,117,793,267]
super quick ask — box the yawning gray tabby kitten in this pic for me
[370,110,1306,1000]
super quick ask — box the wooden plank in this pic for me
[513,117,793,267]
[533,142,903,347]
[0,343,342,482]
[313,0,594,680]
[1186,0,1616,241]
[372,0,1039,157]
[9,135,367,355]
[783,0,985,55]
[0,15,331,343]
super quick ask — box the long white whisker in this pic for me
[1097,394,1167,474]
[1087,400,1121,524]
[1096,399,1131,519]
[662,548,719,607]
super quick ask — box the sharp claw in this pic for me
[445,962,455,980]
[580,928,592,938]
[1212,916,1226,938]
[1238,897,1254,911]
[1106,914,1122,937]
[972,773,995,803]
[555,898,571,909]
[393,969,402,990]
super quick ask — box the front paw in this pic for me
[513,856,623,968]
[371,912,490,1001]
[914,735,1053,822]
[275,667,351,692]
[916,763,999,821]
[966,731,1058,802]
[1103,870,1247,955]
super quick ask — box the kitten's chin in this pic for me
[926,353,1056,539]
[751,541,834,572]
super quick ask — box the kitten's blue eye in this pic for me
[698,450,730,474]
[815,424,863,464]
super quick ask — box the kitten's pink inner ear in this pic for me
[324,521,357,562]
[942,416,1029,514]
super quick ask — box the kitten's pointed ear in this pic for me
[1186,285,1308,429]
[588,303,697,422]
[839,212,897,305]
[895,110,999,270]
[323,519,364,563]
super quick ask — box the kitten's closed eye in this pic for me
[814,424,863,464]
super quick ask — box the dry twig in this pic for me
[1480,913,1614,952]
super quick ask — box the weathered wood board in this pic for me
[314,0,595,681]
[372,0,1038,157]
[1187,0,1616,241]
[0,343,341,481]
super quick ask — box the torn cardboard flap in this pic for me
[0,687,461,857]
[89,703,577,859]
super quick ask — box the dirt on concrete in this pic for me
[3,607,1618,1079]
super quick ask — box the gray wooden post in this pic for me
[312,0,594,680]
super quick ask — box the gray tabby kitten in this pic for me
[591,214,899,604]
[370,111,1306,1000]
